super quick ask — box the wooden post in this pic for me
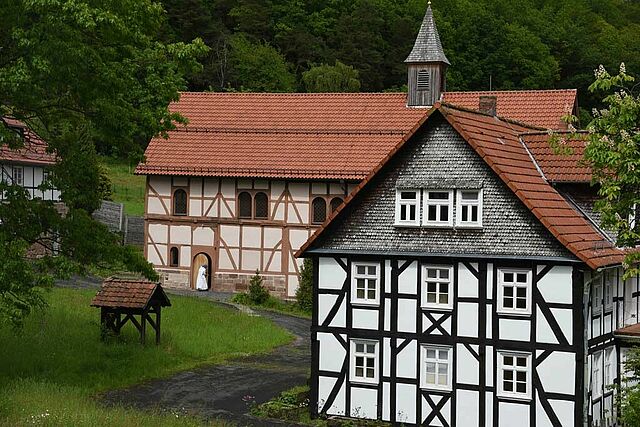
[100,307,107,340]
[155,305,161,345]
[140,309,146,345]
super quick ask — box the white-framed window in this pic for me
[421,345,452,390]
[604,271,615,310]
[422,265,453,310]
[351,262,380,305]
[498,351,531,400]
[497,269,532,315]
[350,339,378,384]
[604,348,614,388]
[395,189,420,226]
[593,350,603,398]
[593,282,603,315]
[423,190,453,227]
[456,189,482,227]
[12,166,23,186]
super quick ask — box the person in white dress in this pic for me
[196,265,208,291]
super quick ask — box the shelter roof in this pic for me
[0,118,55,166]
[91,278,171,309]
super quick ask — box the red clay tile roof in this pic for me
[0,118,56,166]
[298,103,623,270]
[137,93,425,180]
[136,90,575,179]
[91,278,171,309]
[521,132,591,183]
[615,323,640,337]
[443,90,577,130]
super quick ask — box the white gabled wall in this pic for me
[313,256,580,426]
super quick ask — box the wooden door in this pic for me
[191,253,210,290]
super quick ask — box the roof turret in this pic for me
[405,3,450,65]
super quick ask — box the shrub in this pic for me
[248,270,270,304]
[296,258,313,312]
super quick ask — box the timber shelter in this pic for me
[91,277,171,345]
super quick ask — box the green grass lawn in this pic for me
[0,287,292,426]
[100,156,146,217]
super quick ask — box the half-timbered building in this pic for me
[0,117,59,201]
[294,4,638,427]
[136,5,578,299]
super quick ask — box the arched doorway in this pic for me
[191,253,212,290]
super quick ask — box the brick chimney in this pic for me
[479,95,497,116]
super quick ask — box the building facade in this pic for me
[0,117,58,202]
[137,4,577,298]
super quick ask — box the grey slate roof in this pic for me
[310,114,575,260]
[405,5,450,65]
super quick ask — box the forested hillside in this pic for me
[161,0,640,111]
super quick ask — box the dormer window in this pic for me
[417,69,430,91]
[395,189,420,226]
[456,189,482,227]
[424,190,453,227]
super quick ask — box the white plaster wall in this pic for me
[486,307,493,339]
[180,246,192,267]
[263,227,282,248]
[242,226,261,248]
[170,225,191,245]
[383,338,391,378]
[486,346,494,387]
[396,340,417,378]
[352,308,378,330]
[190,178,202,197]
[330,183,344,194]
[318,332,346,372]
[498,401,529,427]
[149,176,171,196]
[422,395,450,427]
[237,179,252,189]
[203,178,218,197]
[147,197,167,215]
[147,243,165,265]
[537,351,575,395]
[318,294,346,327]
[173,177,188,187]
[384,298,391,331]
[254,179,268,189]
[397,298,417,333]
[288,274,299,298]
[487,263,494,299]
[537,266,572,304]
[550,400,574,427]
[382,382,391,421]
[220,224,239,247]
[148,223,168,243]
[193,226,215,246]
[218,248,239,270]
[289,228,310,251]
[457,343,479,385]
[499,318,530,342]
[551,308,572,344]
[385,260,392,294]
[456,389,480,427]
[241,250,260,271]
[263,251,281,273]
[458,302,479,337]
[485,392,494,427]
[458,262,479,298]
[318,257,347,290]
[395,383,416,424]
[312,183,326,194]
[350,387,377,419]
[398,261,418,294]
[318,377,345,415]
[189,199,202,217]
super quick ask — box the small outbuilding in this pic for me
[91,277,171,345]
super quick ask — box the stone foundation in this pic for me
[158,269,190,289]
[213,272,287,299]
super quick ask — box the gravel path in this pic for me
[57,278,312,426]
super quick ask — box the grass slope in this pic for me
[101,156,146,217]
[0,287,291,426]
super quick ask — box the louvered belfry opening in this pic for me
[417,70,431,91]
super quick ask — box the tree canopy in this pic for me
[0,0,206,327]
[161,0,640,113]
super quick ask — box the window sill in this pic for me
[497,309,531,317]
[422,223,454,228]
[394,223,421,228]
[420,385,452,392]
[455,224,483,230]
[421,304,453,312]
[350,378,379,386]
[351,300,380,308]
[497,393,532,402]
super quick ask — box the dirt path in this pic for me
[91,286,312,426]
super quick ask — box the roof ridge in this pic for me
[439,102,545,131]
[168,127,409,135]
[446,89,577,95]
[520,130,588,136]
[177,91,407,96]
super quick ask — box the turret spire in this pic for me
[405,3,449,107]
